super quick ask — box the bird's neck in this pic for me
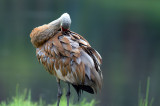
[30,18,61,48]
[48,18,61,29]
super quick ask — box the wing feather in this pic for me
[36,31,102,93]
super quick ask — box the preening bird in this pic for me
[30,13,103,106]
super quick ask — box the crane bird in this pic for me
[30,13,103,106]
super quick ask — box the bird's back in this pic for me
[36,30,103,96]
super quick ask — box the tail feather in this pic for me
[72,84,94,101]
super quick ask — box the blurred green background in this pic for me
[0,0,160,106]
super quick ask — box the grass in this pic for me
[0,85,97,106]
[0,77,154,106]
[138,77,154,106]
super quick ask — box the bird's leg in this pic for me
[57,80,62,106]
[66,83,70,106]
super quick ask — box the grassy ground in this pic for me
[0,77,153,106]
[0,86,97,106]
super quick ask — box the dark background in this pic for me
[0,0,160,106]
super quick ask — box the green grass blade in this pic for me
[145,77,150,106]
[138,77,154,106]
[0,87,98,106]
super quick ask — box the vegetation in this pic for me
[0,77,154,106]
[0,86,97,106]
[138,77,154,106]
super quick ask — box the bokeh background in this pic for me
[0,0,160,106]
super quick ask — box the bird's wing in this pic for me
[36,31,102,92]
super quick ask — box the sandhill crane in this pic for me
[30,13,103,106]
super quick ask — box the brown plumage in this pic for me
[30,13,103,106]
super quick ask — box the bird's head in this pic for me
[60,13,71,31]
